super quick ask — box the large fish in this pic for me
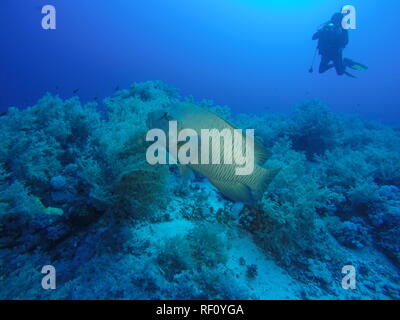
[147,103,278,204]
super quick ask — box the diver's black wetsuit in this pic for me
[313,21,349,75]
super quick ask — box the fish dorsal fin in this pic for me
[205,107,271,165]
[209,178,254,204]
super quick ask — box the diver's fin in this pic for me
[354,64,368,71]
[209,178,254,204]
[344,58,368,71]
[344,71,357,79]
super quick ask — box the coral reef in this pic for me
[0,82,399,300]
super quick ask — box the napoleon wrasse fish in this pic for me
[146,103,278,204]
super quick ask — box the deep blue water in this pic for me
[1,0,399,123]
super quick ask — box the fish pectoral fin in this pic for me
[209,178,254,204]
[180,165,195,181]
[178,165,195,192]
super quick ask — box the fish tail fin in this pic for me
[252,167,280,201]
[209,178,254,204]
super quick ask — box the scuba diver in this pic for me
[310,12,367,78]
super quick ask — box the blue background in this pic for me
[1,0,399,123]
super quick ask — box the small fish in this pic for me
[93,96,99,101]
[147,103,278,204]
[73,88,80,94]
[115,85,120,91]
